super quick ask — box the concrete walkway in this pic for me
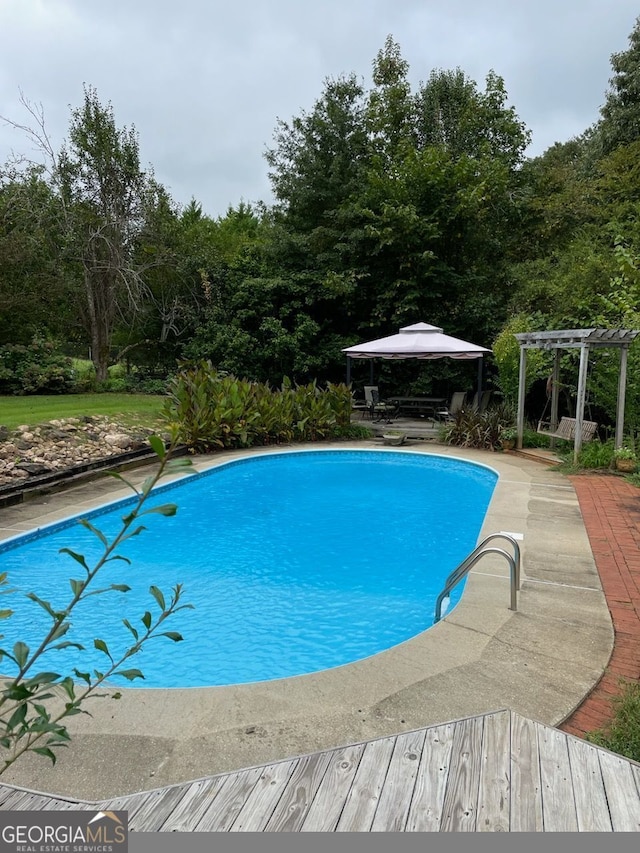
[561,474,640,738]
[0,442,614,800]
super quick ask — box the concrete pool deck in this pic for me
[0,441,613,800]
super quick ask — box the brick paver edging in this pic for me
[560,474,640,738]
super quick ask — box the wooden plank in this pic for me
[566,737,612,831]
[598,750,640,831]
[99,791,155,817]
[536,723,578,831]
[229,760,297,831]
[406,722,454,832]
[476,710,510,832]
[509,713,543,831]
[440,716,483,831]
[335,736,396,831]
[155,777,230,832]
[299,743,364,832]
[194,767,263,831]
[370,730,426,831]
[263,751,334,832]
[127,784,194,831]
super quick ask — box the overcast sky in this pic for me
[0,0,638,218]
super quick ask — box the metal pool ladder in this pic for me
[434,533,522,623]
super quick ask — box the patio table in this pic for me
[387,397,446,418]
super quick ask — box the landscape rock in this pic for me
[0,416,167,489]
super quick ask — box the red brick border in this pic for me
[560,475,640,737]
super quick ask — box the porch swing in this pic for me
[536,370,599,443]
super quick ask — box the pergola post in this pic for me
[615,345,629,449]
[574,344,590,462]
[516,345,527,450]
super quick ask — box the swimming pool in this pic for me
[0,449,498,688]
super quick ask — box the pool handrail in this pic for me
[434,533,521,623]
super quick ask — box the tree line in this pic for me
[1,22,640,426]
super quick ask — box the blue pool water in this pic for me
[0,450,497,688]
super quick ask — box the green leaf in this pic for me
[141,611,152,630]
[60,678,76,700]
[93,639,112,659]
[140,475,156,497]
[32,747,57,764]
[148,434,166,458]
[25,592,57,618]
[166,457,193,473]
[78,519,108,545]
[69,578,85,597]
[101,552,131,564]
[52,641,84,652]
[149,586,165,610]
[160,631,184,642]
[0,609,14,620]
[7,703,27,730]
[122,618,139,640]
[23,672,61,687]
[59,549,89,571]
[110,584,131,593]
[13,641,29,668]
[73,669,91,686]
[50,622,71,641]
[106,471,139,494]
[114,668,144,681]
[140,503,177,518]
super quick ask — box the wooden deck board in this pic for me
[299,743,364,831]
[440,716,483,831]
[509,713,543,831]
[537,723,578,831]
[335,737,395,831]
[476,710,510,832]
[2,710,640,832]
[566,737,612,832]
[598,750,640,831]
[263,751,335,832]
[405,722,454,831]
[370,729,426,831]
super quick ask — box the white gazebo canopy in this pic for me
[343,322,491,361]
[342,322,491,390]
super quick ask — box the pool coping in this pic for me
[0,441,614,800]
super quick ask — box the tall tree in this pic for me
[57,86,160,380]
[598,15,640,155]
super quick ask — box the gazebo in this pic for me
[342,323,491,392]
[514,327,640,461]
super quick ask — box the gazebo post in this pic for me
[346,356,352,386]
[476,357,483,401]
[615,345,629,450]
[516,346,527,450]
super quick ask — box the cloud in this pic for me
[0,0,637,216]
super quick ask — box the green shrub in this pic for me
[443,403,514,451]
[0,338,75,395]
[587,680,640,763]
[576,439,616,470]
[164,361,354,451]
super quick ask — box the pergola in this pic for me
[514,328,640,461]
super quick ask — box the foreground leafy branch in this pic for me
[0,435,193,773]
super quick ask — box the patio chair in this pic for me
[470,390,492,413]
[435,391,467,422]
[364,386,396,422]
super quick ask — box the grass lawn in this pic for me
[0,394,167,430]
